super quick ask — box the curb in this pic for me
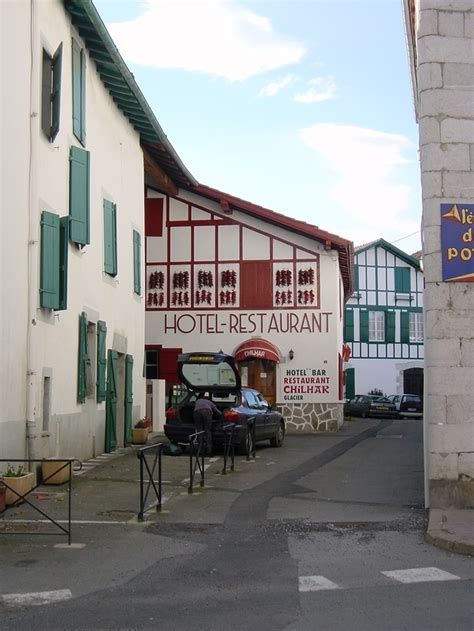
[425,531,474,557]
[425,509,474,557]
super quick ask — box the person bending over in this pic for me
[193,393,222,456]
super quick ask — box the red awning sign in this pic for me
[233,338,281,363]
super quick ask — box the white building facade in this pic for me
[0,0,194,462]
[344,240,424,398]
[403,0,474,508]
[145,185,353,432]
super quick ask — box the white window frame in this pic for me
[369,311,385,342]
[409,312,424,342]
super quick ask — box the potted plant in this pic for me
[132,417,151,444]
[1,464,36,506]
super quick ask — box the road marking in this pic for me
[381,567,461,584]
[1,519,135,525]
[299,576,340,592]
[1,589,72,607]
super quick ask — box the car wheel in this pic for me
[238,428,255,456]
[270,421,285,448]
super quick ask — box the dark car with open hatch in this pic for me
[164,352,285,454]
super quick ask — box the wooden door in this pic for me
[239,359,276,406]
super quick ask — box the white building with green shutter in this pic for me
[0,0,195,462]
[344,240,424,399]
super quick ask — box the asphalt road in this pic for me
[1,418,473,630]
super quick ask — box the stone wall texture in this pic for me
[281,403,343,433]
[416,0,474,508]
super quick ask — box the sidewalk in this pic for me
[426,507,474,556]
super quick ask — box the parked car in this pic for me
[344,395,397,418]
[164,352,285,454]
[387,394,423,418]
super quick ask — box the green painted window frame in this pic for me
[395,267,411,293]
[344,309,354,342]
[386,310,396,343]
[72,39,86,145]
[409,311,423,343]
[345,367,355,399]
[103,200,117,276]
[400,311,410,344]
[133,230,141,295]
[69,146,90,245]
[359,310,369,343]
[353,264,359,292]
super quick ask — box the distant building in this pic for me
[144,185,353,432]
[403,0,474,508]
[344,239,424,398]
[0,0,195,461]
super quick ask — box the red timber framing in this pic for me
[145,191,325,312]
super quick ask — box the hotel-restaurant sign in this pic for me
[441,204,474,282]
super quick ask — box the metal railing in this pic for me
[0,458,81,545]
[187,430,205,494]
[221,423,239,474]
[137,443,164,521]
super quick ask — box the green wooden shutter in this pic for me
[72,40,85,144]
[96,320,107,402]
[124,354,133,445]
[78,312,88,403]
[400,311,410,343]
[50,43,62,140]
[69,146,90,245]
[103,200,117,275]
[386,310,396,343]
[359,310,369,343]
[395,267,411,293]
[105,350,118,452]
[345,368,355,399]
[40,211,60,309]
[41,51,52,138]
[133,230,141,295]
[58,216,69,310]
[344,309,354,342]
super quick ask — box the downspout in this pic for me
[26,0,38,464]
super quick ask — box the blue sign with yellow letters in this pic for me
[440,204,474,282]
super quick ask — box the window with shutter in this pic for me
[41,43,62,141]
[103,200,117,276]
[133,230,141,295]
[124,355,134,444]
[369,311,385,342]
[69,146,90,245]
[40,211,60,309]
[72,39,86,145]
[96,320,107,402]
[344,309,354,342]
[58,216,69,310]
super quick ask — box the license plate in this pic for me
[378,406,388,410]
[407,408,416,412]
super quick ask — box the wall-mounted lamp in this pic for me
[289,349,294,361]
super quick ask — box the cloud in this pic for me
[106,0,306,81]
[293,77,336,104]
[299,123,416,235]
[259,75,295,97]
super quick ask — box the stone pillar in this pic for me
[416,0,474,507]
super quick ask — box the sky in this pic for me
[94,0,422,254]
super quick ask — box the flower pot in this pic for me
[41,459,70,485]
[132,428,148,444]
[1,472,35,506]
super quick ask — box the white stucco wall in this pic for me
[1,0,146,461]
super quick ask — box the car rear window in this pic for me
[181,360,237,388]
[404,395,421,402]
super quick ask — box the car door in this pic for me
[244,390,267,439]
[257,393,277,438]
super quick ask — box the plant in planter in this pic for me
[1,463,36,506]
[41,459,71,485]
[0,483,6,514]
[132,417,151,444]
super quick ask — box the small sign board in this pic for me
[440,204,474,282]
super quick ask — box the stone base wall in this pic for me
[280,402,343,432]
